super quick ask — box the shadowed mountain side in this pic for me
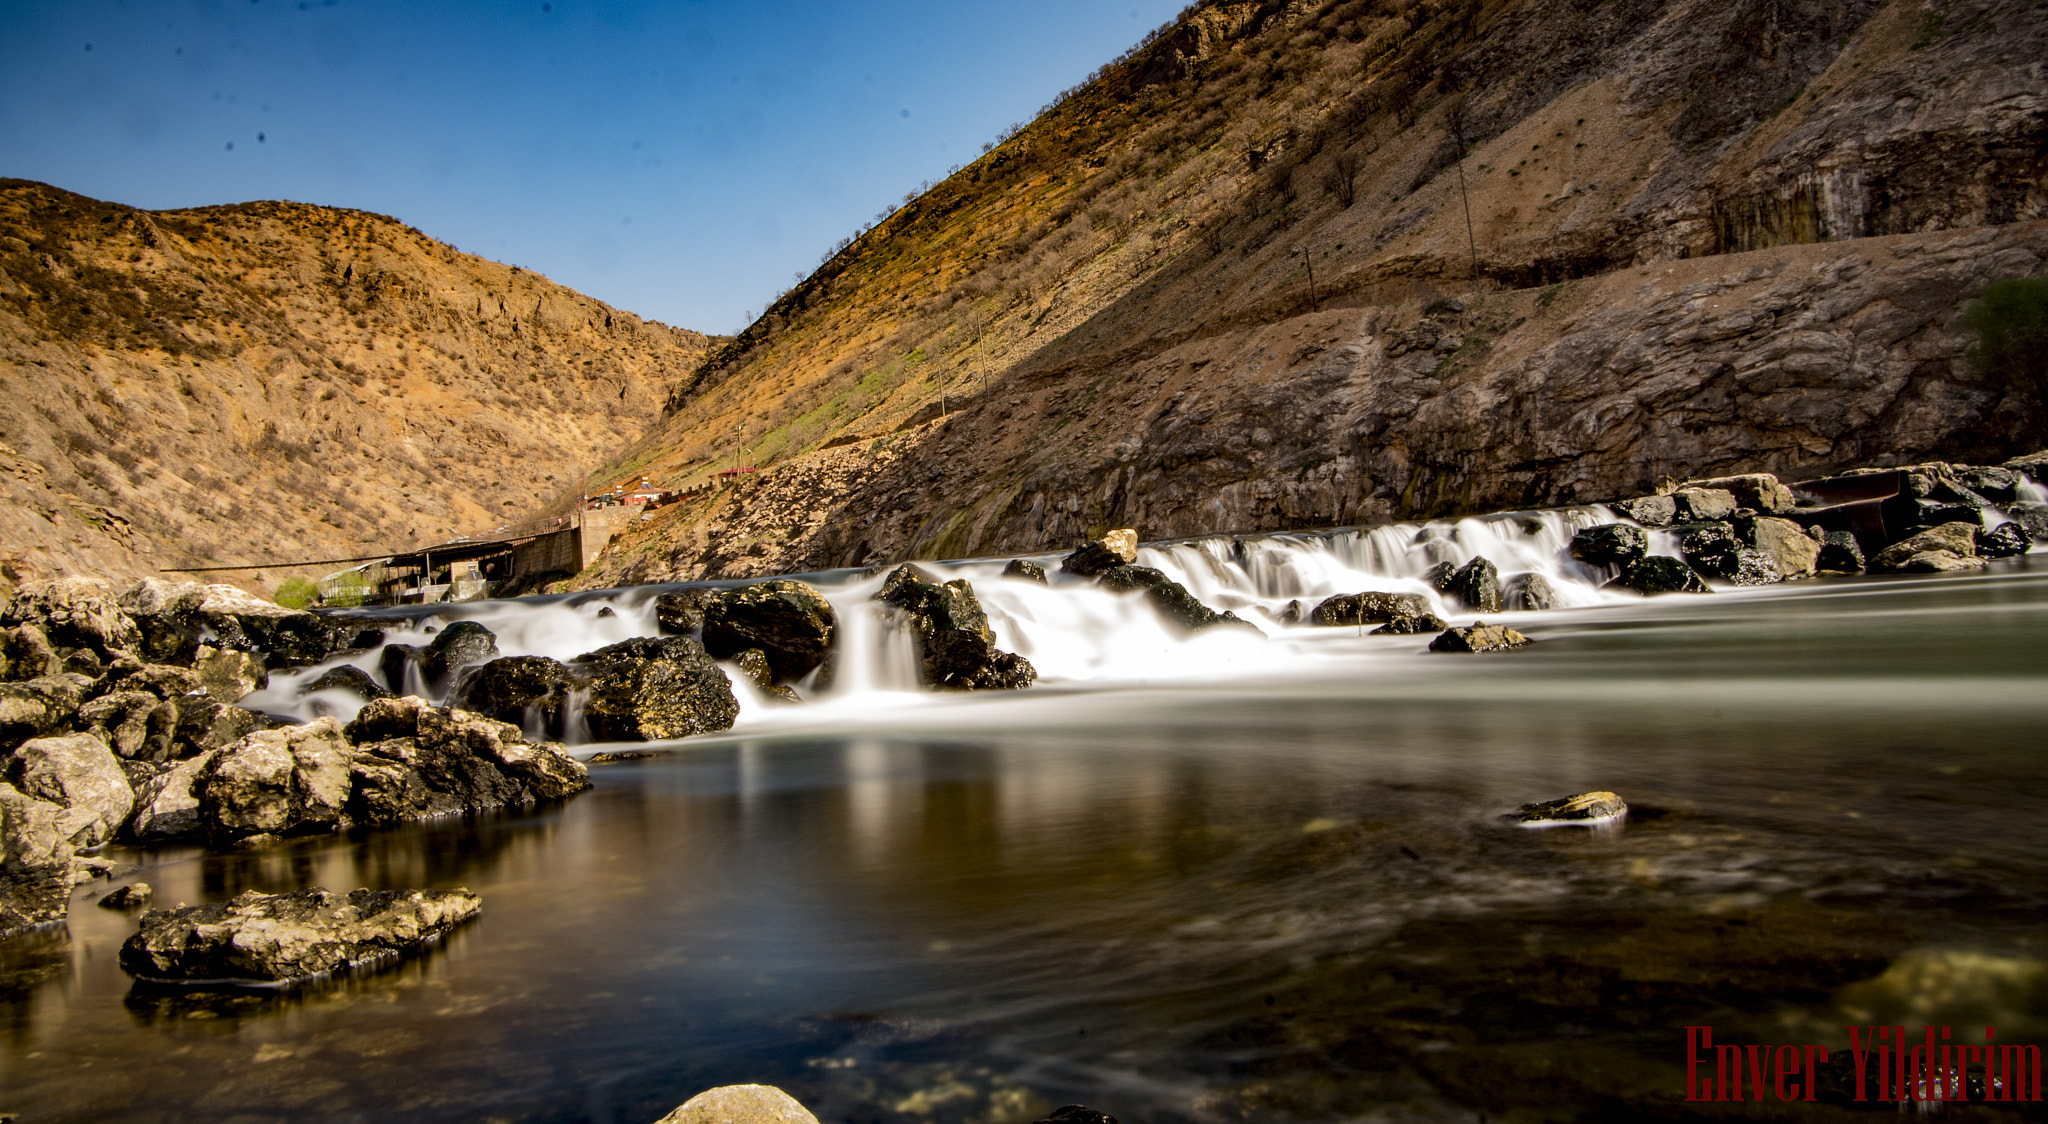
[0,180,717,596]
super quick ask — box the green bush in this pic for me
[323,572,371,608]
[273,577,319,609]
[1964,276,2048,427]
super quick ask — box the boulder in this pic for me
[0,673,93,751]
[1976,521,2033,559]
[1608,556,1712,595]
[1739,516,1821,582]
[1955,465,2023,504]
[1814,529,1865,573]
[454,656,572,729]
[1001,558,1049,584]
[172,698,286,759]
[1059,529,1139,576]
[0,623,61,682]
[1681,474,1796,514]
[1276,599,1303,625]
[1425,556,1502,613]
[575,637,741,741]
[378,643,423,695]
[1677,523,1774,584]
[1509,790,1628,826]
[1308,591,1431,627]
[119,886,482,985]
[655,1084,821,1124]
[876,565,1038,690]
[1670,488,1738,521]
[128,751,218,842]
[1609,494,1677,527]
[421,622,500,686]
[76,690,161,759]
[116,664,204,702]
[344,704,588,826]
[654,587,721,635]
[190,584,359,668]
[117,578,209,664]
[2004,450,2048,485]
[0,578,141,658]
[725,648,800,702]
[7,732,133,848]
[1894,550,1985,573]
[194,646,268,703]
[1428,623,1531,653]
[1095,565,1258,636]
[303,665,392,702]
[0,782,74,939]
[1503,573,1556,612]
[1874,464,1984,539]
[98,880,151,910]
[1371,610,1451,635]
[200,719,354,840]
[1869,522,1979,573]
[1568,524,1647,567]
[700,580,837,682]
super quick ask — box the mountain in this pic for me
[0,180,715,595]
[570,0,2046,585]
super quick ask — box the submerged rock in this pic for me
[1568,524,1647,568]
[1503,573,1556,612]
[0,781,74,939]
[1427,623,1531,653]
[1308,591,1430,627]
[1426,556,1503,613]
[575,636,740,741]
[1976,521,2032,559]
[1509,790,1628,825]
[1869,522,1980,573]
[1096,565,1258,635]
[119,886,481,985]
[655,1084,822,1124]
[700,580,836,682]
[1001,558,1049,584]
[1059,529,1139,576]
[876,565,1037,690]
[1034,1108,1123,1124]
[1609,555,1712,595]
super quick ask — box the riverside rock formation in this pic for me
[0,180,716,594]
[120,886,481,985]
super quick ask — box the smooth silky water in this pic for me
[5,510,2047,1122]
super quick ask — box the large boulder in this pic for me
[1503,573,1556,612]
[0,673,93,751]
[654,587,721,635]
[7,732,133,848]
[1568,524,1647,568]
[1669,488,1738,521]
[1882,464,1985,537]
[701,580,837,682]
[1869,522,1980,573]
[1677,522,1775,585]
[421,622,500,687]
[1426,556,1502,613]
[117,578,210,664]
[1609,494,1677,527]
[1428,623,1531,653]
[1095,565,1258,636]
[1739,516,1822,582]
[119,886,482,985]
[1060,529,1139,576]
[200,719,354,840]
[1608,556,1712,595]
[876,565,1038,689]
[1954,465,2024,504]
[655,1085,822,1124]
[172,698,287,759]
[342,697,590,825]
[1976,521,2033,559]
[575,637,740,741]
[1681,474,1796,514]
[1309,591,1432,626]
[0,782,74,939]
[302,665,392,702]
[455,656,573,730]
[0,623,62,682]
[1,578,142,659]
[128,751,218,842]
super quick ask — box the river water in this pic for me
[4,510,2047,1122]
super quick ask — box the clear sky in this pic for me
[1,0,1189,334]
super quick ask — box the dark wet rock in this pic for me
[76,690,160,759]
[0,623,62,682]
[421,622,499,686]
[1608,555,1712,595]
[1059,529,1139,576]
[726,648,802,703]
[1426,556,1502,613]
[1814,528,1866,573]
[1737,515,1822,581]
[340,697,590,825]
[1670,488,1738,521]
[200,719,354,841]
[654,587,721,635]
[1,578,141,659]
[171,699,285,760]
[877,565,1039,689]
[2006,502,2048,543]
[1955,465,2023,504]
[1610,494,1677,527]
[701,580,837,682]
[0,673,93,751]
[1568,524,1647,567]
[594,605,615,619]
[194,646,267,703]
[1309,591,1432,627]
[1428,623,1532,653]
[1276,599,1303,625]
[1371,611,1451,635]
[1034,1107,1122,1124]
[587,750,661,763]
[1976,521,2032,559]
[575,636,740,741]
[98,881,151,910]
[7,732,132,848]
[453,656,571,728]
[1508,790,1628,825]
[1001,558,1048,584]
[1682,474,1796,514]
[303,665,392,702]
[1869,522,1979,573]
[655,1084,823,1124]
[1677,522,1774,584]
[377,643,422,695]
[1096,565,1259,636]
[128,752,217,842]
[1503,573,1556,612]
[0,782,74,939]
[120,886,481,985]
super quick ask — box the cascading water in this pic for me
[238,503,2038,744]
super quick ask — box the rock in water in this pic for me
[421,622,500,686]
[98,881,151,910]
[574,637,740,741]
[0,782,74,939]
[119,886,481,985]
[1976,521,2032,559]
[1814,529,1866,574]
[1869,522,1982,573]
[655,1084,822,1124]
[1308,591,1431,626]
[1608,555,1712,595]
[876,565,1037,689]
[1503,573,1556,612]
[1428,623,1531,653]
[201,719,354,840]
[1034,1108,1123,1124]
[1509,791,1628,826]
[2008,502,2048,543]
[1568,524,1647,567]
[1001,559,1049,584]
[302,665,391,702]
[1426,556,1502,612]
[344,698,590,824]
[1095,565,1257,635]
[1738,516,1821,581]
[1371,611,1450,635]
[1059,529,1139,576]
[700,580,836,682]
[456,656,574,728]
[654,588,721,635]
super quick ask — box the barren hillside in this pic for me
[0,180,716,595]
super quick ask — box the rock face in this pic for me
[1609,556,1713,595]
[574,637,740,741]
[1428,623,1531,653]
[1510,791,1628,826]
[1309,591,1432,627]
[119,886,482,985]
[1095,565,1257,635]
[1869,522,1981,573]
[700,580,837,682]
[655,1085,822,1124]
[876,565,1037,689]
[1060,529,1140,576]
[0,782,74,938]
[1427,557,1503,613]
[1568,524,1648,568]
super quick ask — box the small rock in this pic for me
[1001,558,1049,584]
[594,606,615,619]
[1682,474,1796,514]
[1371,611,1450,635]
[1895,550,1985,573]
[1276,599,1303,625]
[1813,528,1865,573]
[303,665,392,702]
[1568,524,1647,567]
[1678,522,1774,584]
[98,881,152,910]
[1059,529,1139,576]
[119,886,482,985]
[1670,488,1738,521]
[1976,521,2032,559]
[654,1084,821,1124]
[1503,572,1556,611]
[1034,1106,1123,1124]
[1508,790,1627,826]
[1608,555,1712,595]
[700,580,837,682]
[1427,622,1531,653]
[1869,522,1979,572]
[586,750,660,763]
[1308,591,1431,626]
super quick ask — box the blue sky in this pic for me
[1,0,1189,333]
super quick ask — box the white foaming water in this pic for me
[236,505,1739,738]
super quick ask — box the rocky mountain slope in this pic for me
[0,180,716,595]
[574,0,2047,584]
